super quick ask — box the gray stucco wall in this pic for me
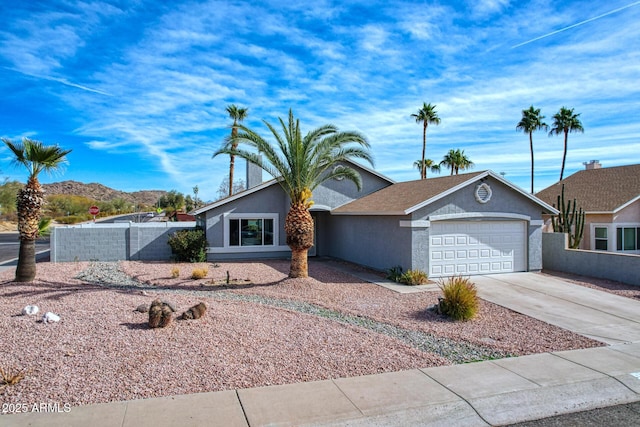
[327,215,411,271]
[51,222,197,262]
[313,162,392,209]
[542,232,640,286]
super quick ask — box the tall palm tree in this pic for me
[225,104,248,196]
[549,107,584,181]
[2,137,71,282]
[517,106,548,193]
[413,159,441,178]
[440,149,474,175]
[214,109,373,278]
[411,103,441,179]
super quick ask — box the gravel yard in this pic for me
[1,259,604,408]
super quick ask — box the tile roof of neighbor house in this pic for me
[535,164,640,213]
[333,170,511,215]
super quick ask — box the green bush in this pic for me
[386,265,404,282]
[438,276,479,321]
[400,269,429,285]
[54,215,88,224]
[167,228,208,262]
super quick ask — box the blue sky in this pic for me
[1,0,639,202]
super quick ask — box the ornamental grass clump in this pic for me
[438,275,479,321]
[400,269,429,286]
[170,266,180,278]
[191,267,208,280]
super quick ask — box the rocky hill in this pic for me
[42,181,167,206]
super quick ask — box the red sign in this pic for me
[89,206,100,216]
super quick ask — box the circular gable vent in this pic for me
[475,183,492,204]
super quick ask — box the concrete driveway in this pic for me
[473,272,640,345]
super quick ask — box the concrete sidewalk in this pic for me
[4,343,640,426]
[3,271,640,426]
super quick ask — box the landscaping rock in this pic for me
[180,302,207,320]
[135,304,148,313]
[22,305,39,316]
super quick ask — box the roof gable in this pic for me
[535,164,640,213]
[192,159,395,215]
[333,170,557,215]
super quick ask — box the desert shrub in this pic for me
[170,266,180,278]
[54,215,88,224]
[386,265,404,282]
[400,269,429,286]
[167,228,208,262]
[191,267,208,279]
[438,276,479,321]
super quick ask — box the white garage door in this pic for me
[429,220,526,278]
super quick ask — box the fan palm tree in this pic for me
[411,103,441,179]
[517,106,548,193]
[2,137,71,282]
[549,107,584,181]
[214,109,373,278]
[440,149,474,175]
[413,159,441,178]
[225,104,248,196]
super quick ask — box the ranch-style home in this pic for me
[192,161,558,278]
[536,161,640,254]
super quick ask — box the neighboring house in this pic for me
[193,162,557,278]
[536,162,640,254]
[168,211,196,222]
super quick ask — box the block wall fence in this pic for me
[542,232,639,286]
[51,222,197,262]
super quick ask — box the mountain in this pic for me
[42,180,167,206]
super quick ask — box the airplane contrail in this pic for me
[2,66,111,96]
[512,1,640,48]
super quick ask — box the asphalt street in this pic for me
[0,232,50,265]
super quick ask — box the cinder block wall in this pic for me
[51,222,197,262]
[542,232,640,286]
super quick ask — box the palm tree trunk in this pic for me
[559,130,568,181]
[15,238,36,282]
[228,152,235,196]
[229,125,238,196]
[421,124,427,180]
[15,176,44,282]
[290,247,309,278]
[529,132,534,193]
[285,203,314,278]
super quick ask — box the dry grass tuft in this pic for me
[191,267,209,280]
[0,366,28,389]
[170,266,180,278]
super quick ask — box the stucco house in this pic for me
[193,162,557,278]
[536,162,640,254]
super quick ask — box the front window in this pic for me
[616,227,640,251]
[594,227,608,251]
[229,218,274,247]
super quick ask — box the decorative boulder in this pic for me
[148,299,173,328]
[42,312,60,323]
[22,305,39,316]
[180,303,207,320]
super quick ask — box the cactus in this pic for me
[551,184,585,249]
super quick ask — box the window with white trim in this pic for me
[594,227,608,251]
[616,227,640,252]
[229,217,275,247]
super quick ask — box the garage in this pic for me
[429,220,527,277]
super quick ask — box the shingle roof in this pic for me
[535,164,640,213]
[332,171,487,215]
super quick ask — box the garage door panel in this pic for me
[429,220,526,278]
